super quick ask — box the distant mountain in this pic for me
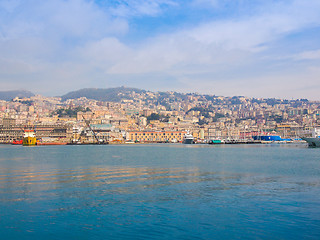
[0,90,34,101]
[61,87,146,102]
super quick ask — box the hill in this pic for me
[61,87,146,102]
[0,90,34,101]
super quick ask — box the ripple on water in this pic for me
[0,144,320,239]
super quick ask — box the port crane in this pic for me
[82,115,103,144]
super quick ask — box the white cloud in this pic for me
[0,0,128,40]
[78,37,133,69]
[107,0,177,17]
[0,0,320,99]
[176,66,320,100]
[0,0,129,78]
[294,49,320,60]
[101,0,320,76]
[0,57,36,75]
[188,2,320,51]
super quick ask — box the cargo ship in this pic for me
[22,130,37,146]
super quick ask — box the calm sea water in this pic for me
[0,143,320,239]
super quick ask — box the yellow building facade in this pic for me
[127,131,186,143]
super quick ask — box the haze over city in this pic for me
[1,0,320,99]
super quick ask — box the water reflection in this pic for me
[1,145,320,239]
[1,165,319,203]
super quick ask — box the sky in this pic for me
[0,0,320,99]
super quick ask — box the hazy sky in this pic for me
[0,0,320,99]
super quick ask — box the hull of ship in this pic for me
[208,140,223,144]
[23,137,37,146]
[37,142,67,146]
[183,138,194,144]
[12,140,23,145]
[302,137,320,147]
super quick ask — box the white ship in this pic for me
[183,131,194,144]
[301,128,320,147]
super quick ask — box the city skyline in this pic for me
[1,85,319,145]
[1,0,320,100]
[0,86,318,102]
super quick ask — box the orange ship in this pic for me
[12,139,23,145]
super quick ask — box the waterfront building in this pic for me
[127,130,186,143]
[0,122,73,143]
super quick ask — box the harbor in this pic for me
[1,89,319,149]
[1,1,320,239]
[1,143,320,239]
[0,122,313,146]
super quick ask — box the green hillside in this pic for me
[61,87,146,102]
[0,90,34,101]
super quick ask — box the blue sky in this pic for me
[0,0,320,99]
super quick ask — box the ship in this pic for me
[301,128,320,147]
[208,139,224,144]
[37,142,67,146]
[183,131,194,144]
[12,139,23,145]
[23,129,37,146]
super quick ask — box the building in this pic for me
[2,117,16,127]
[0,123,73,143]
[126,130,186,143]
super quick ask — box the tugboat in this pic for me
[183,131,194,144]
[23,130,37,146]
[301,128,320,147]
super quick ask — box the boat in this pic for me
[183,131,194,144]
[23,130,37,146]
[208,139,224,144]
[301,128,320,147]
[12,139,23,145]
[302,137,320,147]
[252,135,283,141]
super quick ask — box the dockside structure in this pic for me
[0,123,73,143]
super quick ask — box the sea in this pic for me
[0,143,320,240]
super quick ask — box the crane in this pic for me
[82,115,101,144]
